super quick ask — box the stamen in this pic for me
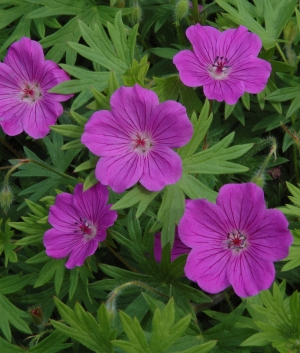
[226,229,247,251]
[132,132,153,153]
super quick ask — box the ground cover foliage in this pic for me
[1,0,300,352]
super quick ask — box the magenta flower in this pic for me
[173,25,272,105]
[0,37,72,139]
[178,183,293,297]
[81,84,193,193]
[154,229,190,262]
[43,183,117,269]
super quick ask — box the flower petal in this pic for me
[65,239,99,269]
[73,183,108,220]
[22,99,63,138]
[5,37,45,83]
[249,208,293,262]
[227,252,275,297]
[185,24,220,65]
[95,153,143,193]
[148,100,193,148]
[178,199,229,248]
[185,247,231,294]
[44,229,82,259]
[81,110,131,157]
[48,192,79,232]
[139,146,182,191]
[0,62,21,90]
[216,183,266,234]
[203,78,244,104]
[216,26,262,65]
[173,50,213,87]
[0,101,26,135]
[73,183,117,231]
[230,57,271,94]
[110,84,159,133]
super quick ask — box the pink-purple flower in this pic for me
[0,37,72,139]
[81,84,193,193]
[178,183,293,297]
[173,25,272,105]
[154,230,190,262]
[43,183,117,269]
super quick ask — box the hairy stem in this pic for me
[275,43,288,64]
[191,0,199,23]
[106,280,169,311]
[0,137,23,159]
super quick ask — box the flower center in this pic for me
[209,56,231,80]
[20,82,42,103]
[226,229,248,252]
[75,217,97,240]
[131,132,153,154]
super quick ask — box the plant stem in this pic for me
[275,43,288,64]
[292,114,300,184]
[191,0,199,23]
[250,137,277,183]
[27,159,76,180]
[0,137,23,158]
[105,280,169,311]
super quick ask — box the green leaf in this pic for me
[263,0,297,41]
[183,133,253,174]
[281,230,300,271]
[153,75,203,115]
[34,259,65,288]
[112,186,159,216]
[0,274,34,295]
[74,157,98,173]
[265,85,300,102]
[83,170,98,191]
[216,0,275,49]
[51,298,114,353]
[149,47,179,59]
[0,220,18,267]
[178,173,217,202]
[180,341,217,353]
[178,99,213,159]
[149,298,191,353]
[150,184,185,247]
[116,311,148,352]
[27,331,71,353]
[0,336,25,353]
[50,124,83,138]
[0,293,31,342]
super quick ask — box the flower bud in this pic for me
[0,184,13,214]
[175,0,189,22]
[29,306,44,326]
[283,19,298,45]
[129,3,142,25]
[250,173,265,188]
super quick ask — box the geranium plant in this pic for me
[0,0,300,352]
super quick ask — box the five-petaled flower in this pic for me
[173,25,272,105]
[178,183,293,297]
[43,183,117,269]
[0,37,72,138]
[81,84,193,193]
